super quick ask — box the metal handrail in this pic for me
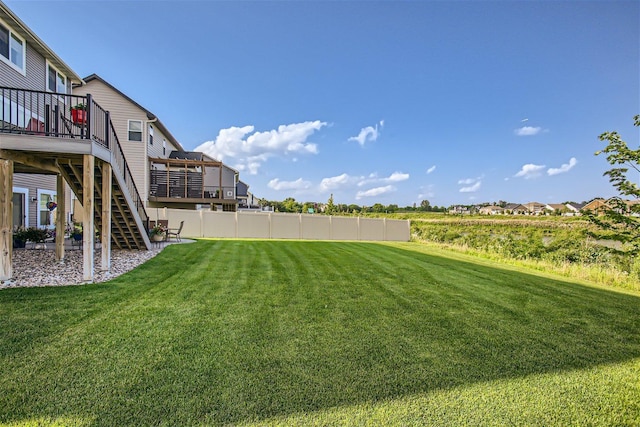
[1,86,148,233]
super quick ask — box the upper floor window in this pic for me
[128,120,142,141]
[46,62,67,94]
[148,124,154,145]
[0,21,25,74]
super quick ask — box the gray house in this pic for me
[0,3,82,229]
[0,1,150,282]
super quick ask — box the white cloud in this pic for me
[267,178,312,191]
[458,178,476,185]
[514,163,546,179]
[358,171,409,187]
[515,126,542,136]
[457,175,483,192]
[319,173,354,192]
[459,181,481,193]
[355,185,396,200]
[547,157,577,176]
[348,120,384,146]
[426,165,436,174]
[387,171,410,182]
[194,121,326,175]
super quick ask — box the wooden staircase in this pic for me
[58,158,149,250]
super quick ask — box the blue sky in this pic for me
[7,0,639,207]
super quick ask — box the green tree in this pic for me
[589,115,640,253]
[348,204,361,214]
[371,203,385,213]
[281,197,302,213]
[420,200,431,211]
[325,194,336,215]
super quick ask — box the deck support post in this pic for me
[101,162,111,272]
[0,159,13,281]
[82,154,95,282]
[55,173,66,262]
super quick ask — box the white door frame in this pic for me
[36,188,56,229]
[12,186,29,228]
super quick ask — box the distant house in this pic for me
[478,205,504,215]
[236,180,261,210]
[625,199,640,216]
[523,202,547,215]
[449,205,471,215]
[581,198,610,215]
[546,203,567,215]
[565,202,586,215]
[504,203,528,215]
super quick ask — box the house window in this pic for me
[37,190,56,229]
[46,62,67,94]
[128,120,142,141]
[148,124,154,145]
[163,139,166,156]
[0,21,25,74]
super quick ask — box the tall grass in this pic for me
[411,218,640,291]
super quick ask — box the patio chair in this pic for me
[166,220,184,242]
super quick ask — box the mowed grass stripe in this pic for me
[0,240,638,426]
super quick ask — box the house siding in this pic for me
[1,15,75,230]
[0,40,72,94]
[73,81,150,204]
[12,174,72,227]
[148,126,180,159]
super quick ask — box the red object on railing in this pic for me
[71,108,86,124]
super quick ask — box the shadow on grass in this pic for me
[0,240,639,425]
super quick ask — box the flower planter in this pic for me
[151,233,165,242]
[71,108,86,124]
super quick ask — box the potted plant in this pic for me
[12,227,28,248]
[70,225,83,241]
[149,223,166,242]
[25,227,48,243]
[70,103,86,124]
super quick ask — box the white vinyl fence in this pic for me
[152,209,410,242]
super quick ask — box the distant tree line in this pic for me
[259,196,447,214]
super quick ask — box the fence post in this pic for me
[383,218,387,241]
[235,211,239,238]
[200,209,204,238]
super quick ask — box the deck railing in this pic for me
[106,113,148,227]
[0,86,148,229]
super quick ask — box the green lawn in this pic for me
[1,240,639,426]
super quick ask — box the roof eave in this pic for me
[0,2,83,85]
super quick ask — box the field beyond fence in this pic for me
[408,214,639,291]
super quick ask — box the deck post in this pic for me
[0,159,13,281]
[55,173,66,262]
[101,162,112,272]
[104,111,111,149]
[82,154,95,281]
[85,94,92,139]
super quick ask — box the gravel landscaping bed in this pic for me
[1,247,164,289]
